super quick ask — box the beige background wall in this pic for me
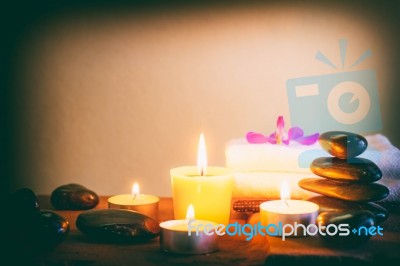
[9,2,400,196]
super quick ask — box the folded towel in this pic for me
[226,139,321,174]
[366,134,400,203]
[232,171,318,199]
[365,134,400,178]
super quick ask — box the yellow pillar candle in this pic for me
[171,133,234,225]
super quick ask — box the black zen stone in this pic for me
[319,131,368,159]
[316,210,375,247]
[311,157,382,183]
[51,183,99,210]
[298,178,389,202]
[308,196,388,223]
[76,209,160,243]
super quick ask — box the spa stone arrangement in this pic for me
[299,131,390,245]
[6,183,161,252]
[5,188,70,253]
[5,129,392,255]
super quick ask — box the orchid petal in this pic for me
[275,116,286,144]
[246,116,319,146]
[246,132,268,143]
[294,133,320,145]
[277,116,284,130]
[288,127,304,140]
[266,136,277,144]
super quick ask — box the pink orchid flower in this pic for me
[246,116,319,145]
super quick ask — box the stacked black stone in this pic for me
[5,188,70,254]
[298,131,389,246]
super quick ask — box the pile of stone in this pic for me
[299,131,389,246]
[5,188,70,253]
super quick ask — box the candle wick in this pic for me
[200,168,204,176]
[284,199,289,207]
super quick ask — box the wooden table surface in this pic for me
[29,196,400,265]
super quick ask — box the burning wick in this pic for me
[186,204,195,225]
[197,133,207,176]
[131,182,140,200]
[281,180,290,207]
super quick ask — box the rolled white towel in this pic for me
[232,171,318,199]
[225,139,323,173]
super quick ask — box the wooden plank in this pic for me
[31,196,400,265]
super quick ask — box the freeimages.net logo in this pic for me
[286,39,382,134]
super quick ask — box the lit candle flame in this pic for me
[186,204,195,220]
[132,182,140,199]
[280,180,290,206]
[197,133,207,176]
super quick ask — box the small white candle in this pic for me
[260,180,319,238]
[108,182,159,220]
[160,205,219,254]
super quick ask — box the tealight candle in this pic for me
[260,180,319,237]
[108,182,159,220]
[160,204,219,254]
[171,133,234,225]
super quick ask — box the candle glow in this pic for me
[197,133,207,176]
[186,204,195,220]
[160,202,219,254]
[260,180,319,238]
[280,180,290,202]
[108,182,159,219]
[132,182,140,198]
[170,132,233,224]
